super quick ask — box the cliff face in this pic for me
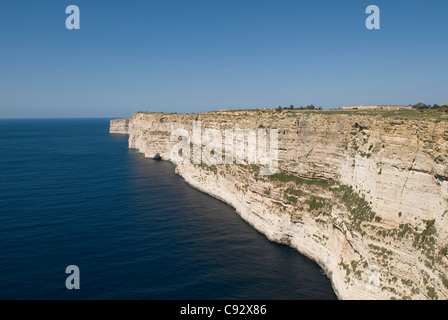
[113,110,448,300]
[110,118,131,134]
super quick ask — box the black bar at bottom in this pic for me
[0,299,438,318]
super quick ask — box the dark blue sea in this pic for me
[0,119,337,300]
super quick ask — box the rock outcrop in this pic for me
[111,110,448,300]
[110,118,131,134]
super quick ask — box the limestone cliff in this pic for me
[111,110,448,300]
[110,118,131,134]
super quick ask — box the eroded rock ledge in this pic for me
[110,110,448,300]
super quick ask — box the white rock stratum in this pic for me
[110,110,448,300]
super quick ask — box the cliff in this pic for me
[110,118,131,134]
[111,109,448,300]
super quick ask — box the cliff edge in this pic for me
[111,109,448,300]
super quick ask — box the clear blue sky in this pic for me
[0,0,447,118]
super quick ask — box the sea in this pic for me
[0,118,337,300]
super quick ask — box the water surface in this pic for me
[0,119,336,299]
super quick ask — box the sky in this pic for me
[0,0,447,118]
